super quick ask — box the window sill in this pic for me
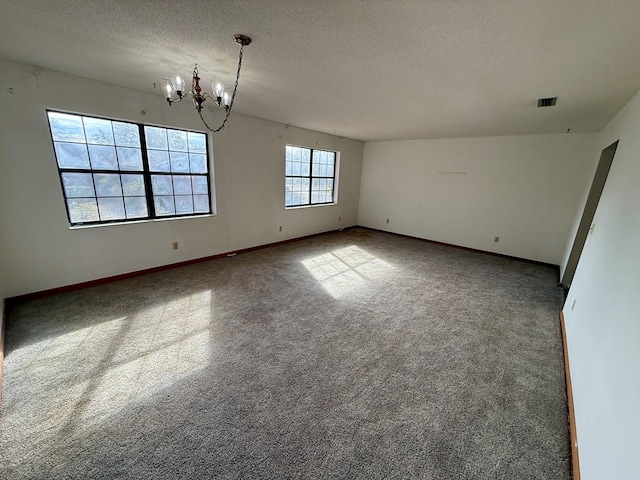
[68,213,216,230]
[285,203,337,210]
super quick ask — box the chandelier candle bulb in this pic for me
[161,77,174,101]
[212,81,225,102]
[174,75,185,97]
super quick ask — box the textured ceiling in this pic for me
[2,0,640,141]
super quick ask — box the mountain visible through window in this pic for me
[47,111,212,225]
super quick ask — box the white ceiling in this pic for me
[2,0,640,141]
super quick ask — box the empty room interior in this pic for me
[1,1,639,479]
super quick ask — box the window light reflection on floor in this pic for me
[301,245,394,299]
[5,290,213,442]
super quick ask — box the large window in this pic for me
[47,111,212,226]
[285,145,337,207]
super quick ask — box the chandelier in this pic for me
[161,34,252,132]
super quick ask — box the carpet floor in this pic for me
[0,228,570,479]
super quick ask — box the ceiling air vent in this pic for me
[537,97,558,107]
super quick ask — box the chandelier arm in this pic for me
[197,43,245,133]
[198,109,224,132]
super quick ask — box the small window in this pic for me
[285,145,337,207]
[47,111,212,225]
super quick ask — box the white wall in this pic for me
[563,89,640,479]
[358,135,596,265]
[0,59,363,297]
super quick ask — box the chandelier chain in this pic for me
[198,43,245,133]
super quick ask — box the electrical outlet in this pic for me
[172,241,179,250]
[494,236,500,243]
[386,218,390,224]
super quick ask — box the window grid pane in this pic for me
[54,142,90,169]
[124,197,148,219]
[97,197,125,221]
[285,146,336,207]
[48,111,212,225]
[67,198,99,223]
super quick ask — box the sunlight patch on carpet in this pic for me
[1,290,213,445]
[301,245,394,299]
